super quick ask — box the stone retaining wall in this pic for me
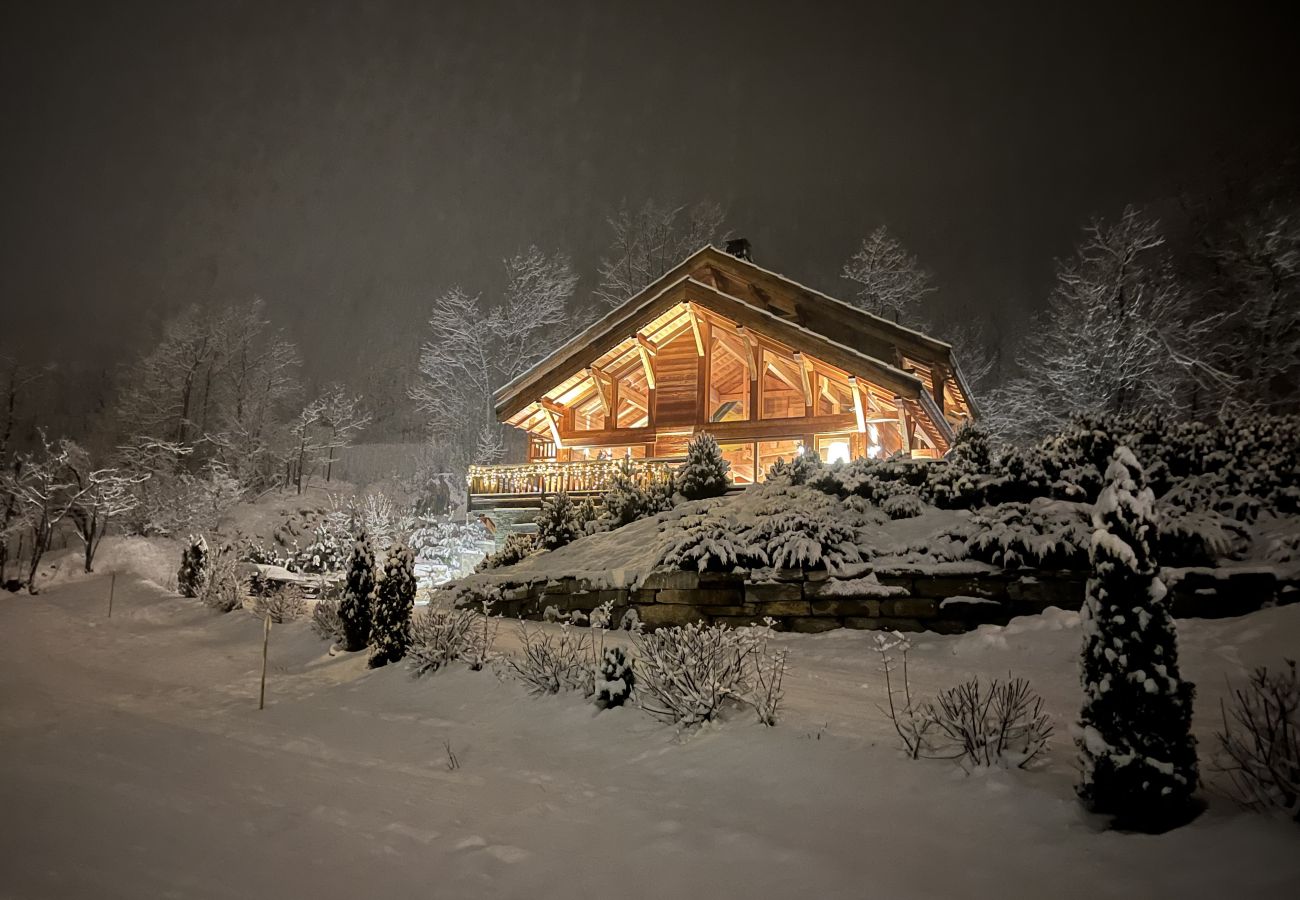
[461,564,1298,634]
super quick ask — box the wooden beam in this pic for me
[848,376,867,433]
[559,412,860,448]
[587,367,611,416]
[735,326,758,381]
[686,303,705,356]
[543,407,564,449]
[895,398,912,454]
[636,341,656,390]
[793,351,814,406]
[635,333,658,356]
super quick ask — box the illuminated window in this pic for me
[708,332,750,422]
[814,370,855,416]
[760,350,804,419]
[572,390,605,431]
[718,442,756,484]
[613,359,651,429]
[757,439,804,479]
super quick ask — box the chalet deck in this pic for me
[471,244,978,513]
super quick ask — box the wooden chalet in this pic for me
[469,244,978,510]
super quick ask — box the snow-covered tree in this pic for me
[369,539,415,668]
[841,225,936,323]
[988,208,1222,444]
[675,433,731,501]
[1200,205,1300,413]
[595,646,634,709]
[10,434,93,593]
[314,384,371,483]
[177,534,208,599]
[596,199,725,306]
[67,461,148,573]
[1077,446,1198,830]
[535,491,586,550]
[412,247,579,471]
[338,530,377,652]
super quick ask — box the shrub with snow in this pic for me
[599,462,674,529]
[198,544,244,613]
[747,508,861,571]
[926,424,994,509]
[926,676,1053,770]
[1077,446,1198,831]
[407,605,498,677]
[765,447,824,486]
[674,433,731,501]
[658,514,767,573]
[594,646,635,709]
[632,621,784,726]
[252,584,306,623]
[368,540,415,668]
[1216,659,1299,822]
[881,493,926,520]
[476,532,539,571]
[504,620,591,694]
[338,530,377,652]
[953,502,1091,570]
[534,491,589,550]
[176,534,208,598]
[310,591,345,642]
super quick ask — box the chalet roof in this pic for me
[494,244,976,424]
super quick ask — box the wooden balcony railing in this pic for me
[467,459,677,497]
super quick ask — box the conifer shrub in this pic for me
[535,492,586,550]
[311,590,346,642]
[594,646,635,709]
[1077,446,1199,831]
[476,532,539,571]
[675,433,731,500]
[177,534,208,598]
[252,584,306,623]
[198,544,245,613]
[369,540,416,668]
[338,530,377,652]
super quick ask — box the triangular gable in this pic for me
[495,244,973,423]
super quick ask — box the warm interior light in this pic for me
[825,440,851,464]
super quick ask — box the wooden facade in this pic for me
[477,245,977,496]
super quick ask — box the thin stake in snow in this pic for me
[259,615,271,711]
[106,571,116,618]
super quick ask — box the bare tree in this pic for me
[12,434,92,593]
[289,396,328,495]
[0,357,42,583]
[841,225,936,323]
[495,246,578,380]
[595,199,726,306]
[316,385,371,482]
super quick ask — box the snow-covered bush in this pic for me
[659,514,767,573]
[198,545,245,613]
[177,534,208,598]
[810,455,926,506]
[1266,533,1300,564]
[594,646,635,710]
[409,518,490,582]
[747,508,861,571]
[599,462,674,529]
[765,448,824,486]
[252,584,306,623]
[675,433,731,501]
[504,620,590,694]
[1154,507,1246,567]
[476,532,539,571]
[632,621,783,726]
[954,502,1091,570]
[352,491,416,550]
[338,530,376,652]
[534,491,589,550]
[1216,660,1299,822]
[311,591,345,642]
[926,424,994,509]
[926,676,1053,770]
[368,540,415,668]
[872,631,935,759]
[408,605,498,677]
[288,523,350,575]
[882,493,925,520]
[1077,446,1198,831]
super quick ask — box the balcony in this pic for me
[467,458,678,503]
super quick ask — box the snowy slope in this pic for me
[1,569,1297,899]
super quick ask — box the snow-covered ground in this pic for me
[2,548,1298,899]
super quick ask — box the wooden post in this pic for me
[259,615,271,710]
[107,571,116,618]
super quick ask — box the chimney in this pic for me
[724,238,752,262]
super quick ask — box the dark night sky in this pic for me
[3,0,1298,391]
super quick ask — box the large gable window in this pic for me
[708,331,750,422]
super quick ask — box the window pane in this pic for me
[708,332,750,422]
[718,442,756,485]
[760,350,803,419]
[615,362,651,428]
[815,371,855,416]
